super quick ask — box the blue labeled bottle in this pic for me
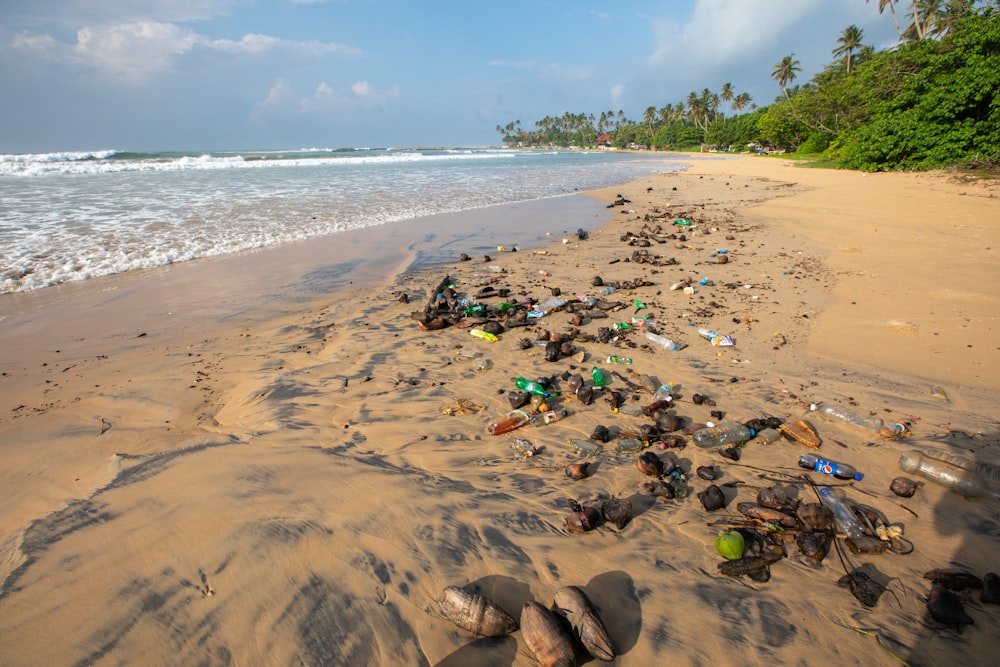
[799,453,863,481]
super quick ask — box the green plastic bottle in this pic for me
[591,367,606,388]
[515,377,549,397]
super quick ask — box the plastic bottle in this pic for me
[535,297,566,312]
[474,358,493,372]
[470,329,498,342]
[616,438,646,452]
[515,377,549,397]
[645,332,679,351]
[612,322,633,331]
[818,487,866,539]
[750,427,781,445]
[799,453,864,481]
[606,355,632,365]
[591,367,607,388]
[691,421,754,448]
[898,451,997,499]
[653,384,673,401]
[920,447,1000,485]
[488,409,531,435]
[615,403,644,416]
[601,286,617,295]
[809,402,882,432]
[879,422,910,439]
[570,439,603,456]
[531,409,566,426]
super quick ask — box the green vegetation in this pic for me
[496,3,999,172]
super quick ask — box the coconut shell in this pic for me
[698,485,726,511]
[796,502,834,532]
[553,586,615,661]
[890,476,923,498]
[601,497,632,530]
[520,601,581,667]
[778,420,821,448]
[438,586,518,637]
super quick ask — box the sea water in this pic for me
[0,148,683,294]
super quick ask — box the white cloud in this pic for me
[253,78,293,116]
[300,80,400,113]
[74,21,200,81]
[609,83,625,109]
[10,20,362,83]
[208,33,361,58]
[649,0,824,66]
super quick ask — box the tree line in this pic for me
[496,2,999,171]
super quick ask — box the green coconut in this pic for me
[714,530,745,560]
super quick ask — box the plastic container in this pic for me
[531,410,566,426]
[470,329,498,342]
[809,402,882,432]
[691,421,754,449]
[879,422,910,439]
[615,403,644,416]
[612,322,633,331]
[645,332,679,351]
[653,384,674,401]
[818,487,866,539]
[474,358,493,372]
[751,427,781,445]
[606,355,632,365]
[616,438,646,452]
[799,453,863,481]
[898,451,997,499]
[591,367,607,388]
[570,439,603,456]
[488,409,531,435]
[515,377,549,397]
[920,447,1000,485]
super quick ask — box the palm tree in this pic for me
[867,0,903,41]
[772,54,802,99]
[643,106,657,140]
[732,92,752,115]
[833,25,865,74]
[719,82,734,118]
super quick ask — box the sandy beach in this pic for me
[1,155,998,666]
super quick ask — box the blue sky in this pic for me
[0,1,901,152]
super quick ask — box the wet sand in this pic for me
[0,155,998,666]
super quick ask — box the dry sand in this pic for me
[0,155,998,666]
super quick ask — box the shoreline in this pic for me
[1,155,998,665]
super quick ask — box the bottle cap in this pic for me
[853,473,864,481]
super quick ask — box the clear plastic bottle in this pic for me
[615,403,644,416]
[606,355,633,365]
[799,453,863,481]
[809,402,883,432]
[645,332,679,351]
[898,451,997,499]
[920,446,1000,485]
[616,438,646,452]
[750,427,781,445]
[653,384,673,401]
[570,439,603,456]
[691,421,754,448]
[818,487,866,539]
[488,409,531,435]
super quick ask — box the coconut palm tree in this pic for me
[643,106,658,140]
[719,82,734,118]
[867,0,903,41]
[772,54,802,99]
[732,92,752,115]
[833,25,865,74]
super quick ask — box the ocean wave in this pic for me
[0,149,516,177]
